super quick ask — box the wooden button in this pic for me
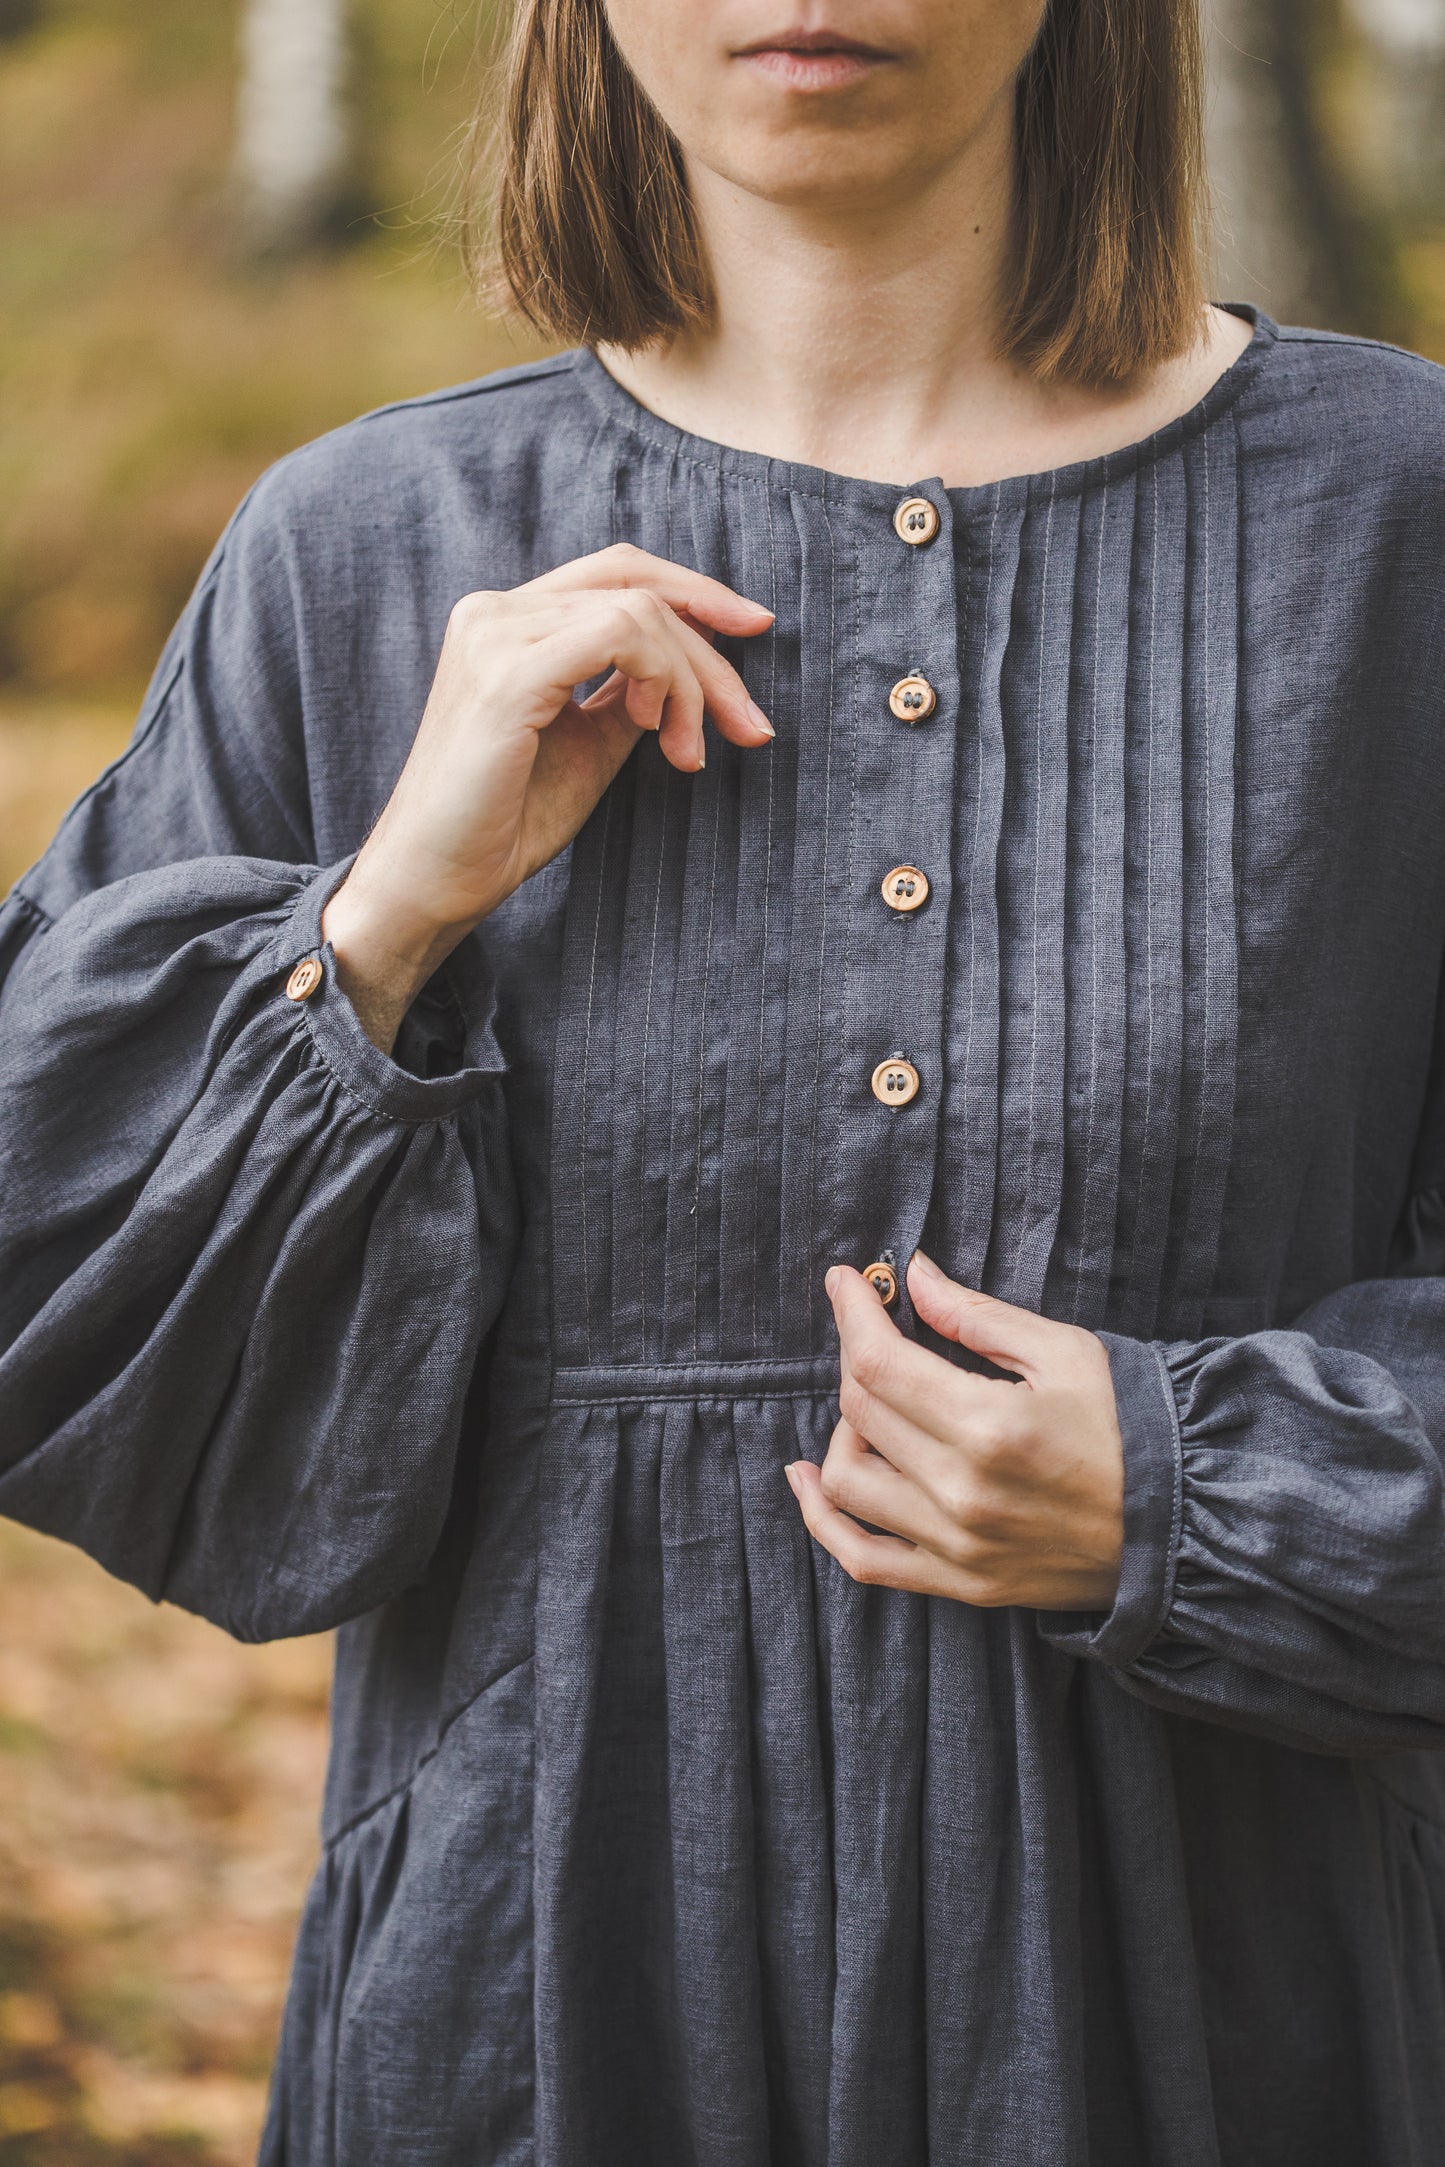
[893,496,939,547]
[888,673,937,724]
[285,956,324,1002]
[881,865,929,914]
[871,1053,920,1107]
[864,1259,899,1306]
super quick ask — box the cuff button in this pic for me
[285,956,324,1002]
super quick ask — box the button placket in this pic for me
[838,485,961,1327]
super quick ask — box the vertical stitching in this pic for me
[632,444,678,1360]
[636,768,672,1359]
[577,793,613,1367]
[691,765,723,1357]
[804,496,840,1343]
[753,479,779,1352]
[691,482,733,1358]
[961,486,1000,1260]
[835,519,861,1314]
[1188,444,1214,1256]
[1012,476,1057,1289]
[1072,487,1109,1324]
[575,442,621,1365]
[1133,462,1161,1309]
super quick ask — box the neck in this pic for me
[598,105,1246,491]
[602,91,1020,484]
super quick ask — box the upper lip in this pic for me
[734,26,893,55]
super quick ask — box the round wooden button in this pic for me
[864,1259,899,1306]
[888,673,937,724]
[881,864,930,913]
[285,956,324,1002]
[893,496,939,547]
[871,1054,921,1107]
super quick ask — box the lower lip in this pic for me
[738,48,885,90]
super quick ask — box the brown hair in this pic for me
[468,0,1210,387]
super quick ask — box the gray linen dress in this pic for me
[4,306,1445,2165]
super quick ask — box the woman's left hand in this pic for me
[786,1251,1125,1611]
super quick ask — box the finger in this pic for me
[520,542,775,641]
[576,602,771,752]
[835,1341,985,1498]
[827,1264,1001,1431]
[535,600,706,771]
[669,613,776,748]
[818,1417,969,1557]
[571,598,770,763]
[785,1461,958,1598]
[907,1250,1094,1382]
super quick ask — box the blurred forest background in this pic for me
[0,0,1442,2160]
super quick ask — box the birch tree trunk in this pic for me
[235,0,350,249]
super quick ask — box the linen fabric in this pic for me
[4,308,1445,2164]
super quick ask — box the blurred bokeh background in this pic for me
[0,1,1441,2159]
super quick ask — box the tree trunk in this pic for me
[234,0,351,251]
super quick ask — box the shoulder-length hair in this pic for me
[467,0,1210,388]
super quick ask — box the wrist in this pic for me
[321,869,470,1054]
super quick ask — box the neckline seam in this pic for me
[570,305,1277,512]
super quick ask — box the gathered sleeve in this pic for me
[0,469,518,1642]
[1043,1019,1445,1754]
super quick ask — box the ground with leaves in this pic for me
[0,1521,331,2165]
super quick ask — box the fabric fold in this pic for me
[0,854,518,1638]
[1037,1331,1183,1670]
[1048,1287,1445,1755]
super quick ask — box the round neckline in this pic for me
[571,303,1277,517]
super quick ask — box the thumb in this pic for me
[906,1250,1056,1378]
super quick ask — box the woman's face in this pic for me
[601,1,1047,213]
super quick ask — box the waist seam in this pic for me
[546,1353,841,1404]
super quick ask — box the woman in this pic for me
[3,0,1444,2158]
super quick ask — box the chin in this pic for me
[699,126,916,210]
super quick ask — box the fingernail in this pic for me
[911,1248,943,1279]
[825,1266,841,1298]
[744,598,775,619]
[747,700,775,739]
[783,1462,801,1495]
[697,743,706,769]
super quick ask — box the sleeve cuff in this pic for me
[276,860,508,1125]
[1037,1332,1185,1668]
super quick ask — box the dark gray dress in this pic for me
[4,307,1445,2165]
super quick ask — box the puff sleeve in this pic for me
[0,474,518,1642]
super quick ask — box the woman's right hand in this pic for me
[321,544,776,1050]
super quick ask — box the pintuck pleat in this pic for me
[778,493,852,1355]
[937,486,1016,1290]
[1114,453,1190,1337]
[987,476,1082,1312]
[1167,421,1243,1338]
[1048,474,1136,1325]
